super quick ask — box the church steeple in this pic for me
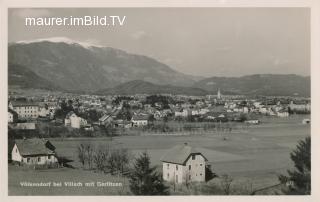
[217,88,221,99]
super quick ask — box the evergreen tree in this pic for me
[129,152,169,195]
[279,137,311,194]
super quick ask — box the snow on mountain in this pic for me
[16,37,104,49]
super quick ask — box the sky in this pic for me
[8,8,310,77]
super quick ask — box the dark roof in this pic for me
[10,101,38,107]
[65,111,75,119]
[132,114,149,121]
[8,108,18,116]
[160,143,207,165]
[15,138,55,156]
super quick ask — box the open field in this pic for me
[8,115,310,195]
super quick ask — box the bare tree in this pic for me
[220,174,233,195]
[106,148,130,175]
[77,143,86,168]
[119,148,130,174]
[84,143,95,169]
[94,144,110,172]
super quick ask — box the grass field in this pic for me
[8,114,310,195]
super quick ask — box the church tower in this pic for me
[217,88,221,99]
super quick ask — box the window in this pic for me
[167,173,169,179]
[192,155,195,160]
[200,164,203,166]
[167,164,169,169]
[27,158,30,163]
[37,157,41,162]
[200,173,202,176]
[189,175,191,180]
[176,165,178,171]
[189,165,191,170]
[176,175,178,183]
[48,155,51,160]
[15,148,17,153]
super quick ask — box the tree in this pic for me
[77,143,86,168]
[94,145,110,172]
[129,152,169,195]
[85,143,95,169]
[278,137,311,194]
[220,174,233,195]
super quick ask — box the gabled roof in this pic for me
[14,138,55,156]
[160,143,207,165]
[8,108,18,116]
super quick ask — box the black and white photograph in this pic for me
[3,5,315,198]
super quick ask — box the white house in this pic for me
[277,109,289,117]
[174,109,191,117]
[161,143,208,184]
[65,111,87,129]
[8,110,15,123]
[8,111,13,123]
[11,138,58,166]
[9,101,39,119]
[244,119,260,124]
[131,114,149,127]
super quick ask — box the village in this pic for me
[7,89,311,195]
[8,89,311,132]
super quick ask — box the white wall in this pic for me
[12,106,39,119]
[12,144,22,162]
[162,154,206,184]
[8,112,13,123]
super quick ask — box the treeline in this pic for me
[76,145,169,195]
[77,142,130,175]
[126,121,244,134]
[54,99,104,123]
[9,124,119,140]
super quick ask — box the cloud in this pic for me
[130,30,148,40]
[12,8,52,18]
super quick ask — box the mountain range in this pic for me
[8,38,310,96]
[9,38,198,92]
[96,80,208,96]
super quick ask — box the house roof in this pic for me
[65,111,76,119]
[10,101,38,107]
[160,143,207,165]
[15,138,55,156]
[132,114,149,121]
[8,108,18,116]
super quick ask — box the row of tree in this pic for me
[76,143,169,195]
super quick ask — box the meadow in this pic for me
[8,114,310,195]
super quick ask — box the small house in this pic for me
[131,114,149,127]
[161,143,208,184]
[11,138,58,166]
[65,111,87,129]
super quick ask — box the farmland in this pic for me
[8,115,310,195]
